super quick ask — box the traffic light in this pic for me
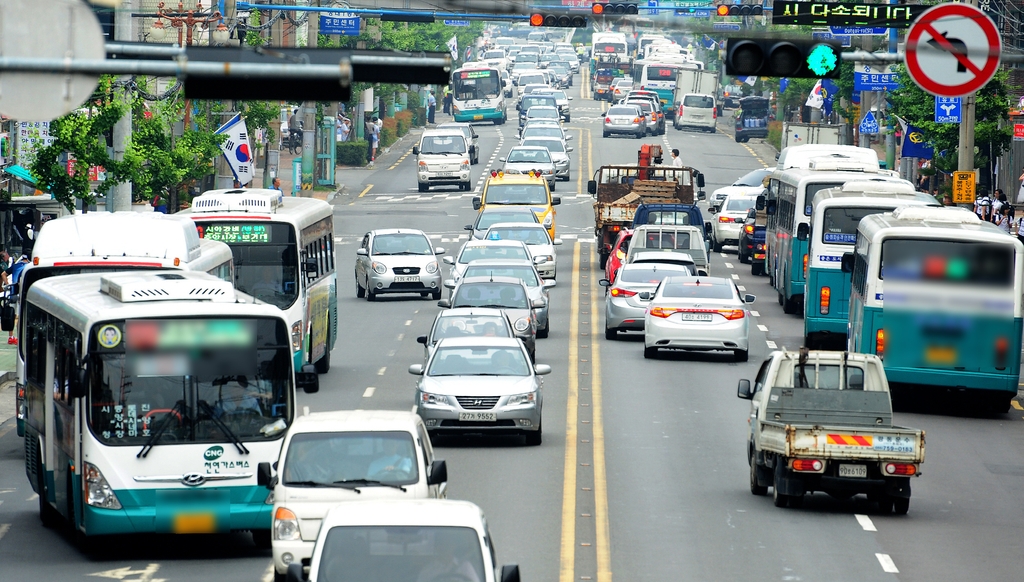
[715,0,763,16]
[592,2,639,15]
[724,38,840,78]
[529,12,588,27]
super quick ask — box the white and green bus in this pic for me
[14,212,236,437]
[183,189,338,374]
[24,271,318,544]
[451,66,507,125]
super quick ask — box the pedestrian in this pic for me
[995,206,1012,234]
[427,91,437,124]
[1016,215,1024,246]
[272,177,283,194]
[443,90,453,116]
[992,189,1005,222]
[339,118,351,142]
[2,254,28,344]
[1018,167,1024,204]
[151,194,168,214]
[670,149,683,168]
[975,191,992,221]
[369,116,380,162]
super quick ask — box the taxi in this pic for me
[473,170,560,240]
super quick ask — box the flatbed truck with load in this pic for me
[737,349,925,513]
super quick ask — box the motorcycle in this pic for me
[284,128,303,155]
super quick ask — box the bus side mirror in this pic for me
[696,173,705,188]
[796,223,809,241]
[69,366,88,400]
[587,180,597,195]
[755,195,765,211]
[297,364,319,394]
[257,462,273,488]
[737,379,752,400]
[765,200,777,216]
[0,299,15,332]
[841,253,855,274]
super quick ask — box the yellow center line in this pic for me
[1012,400,1023,411]
[586,127,593,187]
[559,241,582,582]
[358,184,373,198]
[576,129,585,195]
[590,247,611,582]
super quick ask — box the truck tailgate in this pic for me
[595,203,636,226]
[760,421,925,463]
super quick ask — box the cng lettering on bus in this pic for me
[204,445,225,461]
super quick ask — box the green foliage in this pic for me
[395,110,413,136]
[767,120,783,151]
[888,65,1011,172]
[337,141,368,166]
[123,111,224,205]
[238,100,278,143]
[246,8,266,47]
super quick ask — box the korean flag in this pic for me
[216,113,254,186]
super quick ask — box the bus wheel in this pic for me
[314,349,331,374]
[783,294,799,315]
[36,443,59,528]
[252,529,272,549]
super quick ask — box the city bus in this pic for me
[451,66,507,125]
[803,181,938,348]
[763,155,907,315]
[13,212,236,437]
[24,271,318,544]
[182,189,338,374]
[590,31,629,77]
[844,206,1023,411]
[638,61,684,110]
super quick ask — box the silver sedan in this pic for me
[600,263,692,339]
[520,137,573,181]
[501,146,557,190]
[410,337,550,445]
[643,276,756,362]
[416,307,514,364]
[603,104,644,139]
[457,258,555,338]
[355,229,444,301]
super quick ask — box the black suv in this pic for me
[734,96,770,143]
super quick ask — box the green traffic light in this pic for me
[806,44,838,77]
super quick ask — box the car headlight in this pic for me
[461,160,470,171]
[372,261,387,275]
[84,462,122,509]
[291,320,303,352]
[420,391,451,406]
[535,254,554,263]
[425,261,439,274]
[507,392,536,406]
[514,317,531,332]
[542,213,553,228]
[274,507,301,541]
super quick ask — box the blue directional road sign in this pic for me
[812,31,852,47]
[854,64,900,92]
[830,26,887,35]
[713,22,741,31]
[859,111,880,135]
[320,14,360,36]
[934,97,962,124]
[675,8,711,17]
[648,0,659,16]
[443,19,470,26]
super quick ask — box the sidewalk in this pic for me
[330,125,428,203]
[0,342,17,428]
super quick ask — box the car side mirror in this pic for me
[796,223,809,241]
[442,256,455,265]
[472,197,482,210]
[543,279,557,288]
[286,562,307,582]
[598,278,611,287]
[464,224,474,231]
[552,238,563,245]
[532,298,547,308]
[257,462,273,488]
[567,147,574,153]
[533,256,548,265]
[437,298,452,308]
[697,173,705,188]
[552,196,561,205]
[297,364,319,394]
[356,248,368,256]
[697,191,706,201]
[408,364,425,375]
[412,146,419,155]
[534,364,552,375]
[500,157,507,163]
[708,206,717,214]
[755,194,765,211]
[416,335,428,345]
[766,200,777,216]
[566,134,573,140]
[427,459,448,485]
[587,180,597,195]
[744,294,756,304]
[638,291,651,300]
[737,379,752,400]
[568,96,574,101]
[500,565,521,582]
[434,247,445,255]
[443,279,456,289]
[841,253,855,274]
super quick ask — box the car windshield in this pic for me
[372,233,432,255]
[521,127,563,139]
[507,149,551,164]
[661,282,735,299]
[459,245,530,264]
[452,282,530,309]
[464,265,540,287]
[484,184,549,205]
[725,198,757,212]
[486,227,550,245]
[683,95,715,108]
[428,346,531,376]
[282,431,418,486]
[522,139,564,153]
[619,266,690,283]
[476,211,537,230]
[733,169,772,187]
[419,135,466,155]
[608,106,639,116]
[432,315,510,340]
[522,97,556,110]
[527,108,559,119]
[318,526,486,582]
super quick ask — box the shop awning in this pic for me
[3,165,37,185]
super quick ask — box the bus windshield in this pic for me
[88,317,292,446]
[880,239,1014,286]
[821,207,891,244]
[453,69,500,100]
[198,222,299,309]
[484,184,548,205]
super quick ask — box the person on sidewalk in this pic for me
[2,254,29,344]
[272,177,283,194]
[427,91,437,124]
[369,117,380,162]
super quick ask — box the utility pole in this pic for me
[111,0,134,212]
[885,0,897,172]
[857,35,872,149]
[301,0,319,191]
[958,0,979,176]
[266,0,282,189]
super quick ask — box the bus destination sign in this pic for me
[772,2,928,27]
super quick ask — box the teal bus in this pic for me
[803,181,938,348]
[24,271,317,544]
[844,206,1023,411]
[764,156,905,315]
[451,66,507,125]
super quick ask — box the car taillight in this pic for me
[610,287,637,297]
[634,117,642,123]
[756,243,765,251]
[605,117,611,123]
[792,459,823,472]
[649,306,677,318]
[995,336,1009,370]
[884,463,917,476]
[875,329,885,358]
[819,287,830,315]
[744,225,754,235]
[717,309,745,320]
[712,107,717,119]
[718,215,731,223]
[678,105,684,116]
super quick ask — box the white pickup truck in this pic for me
[737,350,925,514]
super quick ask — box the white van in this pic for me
[627,224,710,276]
[674,93,717,132]
[289,499,522,582]
[413,129,472,192]
[264,410,448,580]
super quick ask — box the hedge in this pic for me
[337,141,368,166]
[380,117,398,149]
[411,106,427,127]
[766,121,783,152]
[395,110,413,136]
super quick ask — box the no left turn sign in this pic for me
[905,3,1001,97]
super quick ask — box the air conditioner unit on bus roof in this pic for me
[840,181,917,194]
[189,188,284,214]
[100,272,237,303]
[890,206,981,224]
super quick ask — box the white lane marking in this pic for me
[757,325,769,332]
[0,523,9,541]
[261,562,274,582]
[724,262,734,269]
[377,367,386,376]
[363,387,376,398]
[737,285,746,291]
[855,514,877,532]
[719,252,728,258]
[405,320,413,326]
[397,333,405,341]
[750,310,760,317]
[731,274,740,280]
[387,349,396,357]
[765,340,777,349]
[26,494,37,502]
[428,234,442,239]
[876,553,899,573]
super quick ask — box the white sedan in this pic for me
[483,222,562,279]
[643,276,755,362]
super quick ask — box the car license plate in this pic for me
[679,313,713,322]
[838,464,867,478]
[173,513,216,534]
[435,171,454,177]
[393,275,420,283]
[473,114,483,120]
[925,346,957,364]
[614,119,629,125]
[459,412,496,422]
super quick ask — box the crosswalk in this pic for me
[359,192,594,204]
[333,232,595,245]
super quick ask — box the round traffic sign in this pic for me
[905,3,1001,97]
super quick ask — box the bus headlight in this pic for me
[425,261,439,274]
[274,507,301,541]
[84,462,122,509]
[291,320,303,352]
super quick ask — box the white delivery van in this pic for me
[413,129,472,192]
[675,93,717,132]
[263,410,448,580]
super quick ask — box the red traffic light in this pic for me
[716,4,730,15]
[592,3,604,14]
[530,12,587,27]
[591,2,638,15]
[530,13,544,26]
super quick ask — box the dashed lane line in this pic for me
[750,310,760,317]
[1011,400,1023,411]
[757,325,769,332]
[405,320,413,326]
[737,285,746,291]
[875,554,899,574]
[0,523,9,542]
[377,367,386,376]
[855,514,877,532]
[363,387,376,398]
[724,262,734,269]
[731,274,740,280]
[765,340,777,349]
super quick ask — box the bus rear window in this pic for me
[803,183,845,215]
[821,207,890,245]
[880,239,1014,286]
